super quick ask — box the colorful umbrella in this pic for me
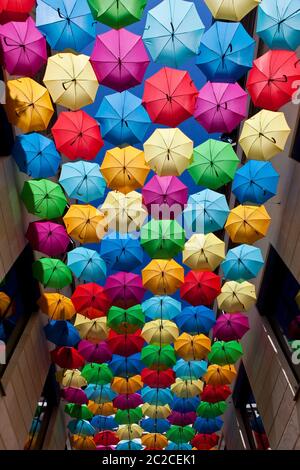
[196,400,227,418]
[141,344,177,369]
[142,404,171,420]
[221,244,264,281]
[0,0,35,18]
[183,233,225,272]
[115,407,143,425]
[142,259,184,295]
[141,387,173,406]
[171,378,204,398]
[166,425,195,444]
[85,384,116,403]
[21,179,67,220]
[208,340,243,366]
[51,346,85,369]
[142,67,198,127]
[142,296,181,321]
[173,359,207,380]
[63,204,108,244]
[81,363,113,385]
[96,90,151,145]
[67,420,95,437]
[141,319,179,345]
[176,306,216,335]
[213,313,250,341]
[75,315,108,343]
[56,369,87,388]
[87,400,116,416]
[180,271,221,306]
[143,0,204,68]
[141,368,175,388]
[141,418,171,434]
[44,320,80,347]
[78,340,112,363]
[116,441,142,450]
[61,387,88,405]
[32,258,72,289]
[113,395,143,411]
[111,375,143,394]
[26,221,70,257]
[203,364,237,386]
[201,385,231,403]
[67,247,107,283]
[65,404,93,420]
[107,330,144,356]
[141,219,185,259]
[174,333,211,361]
[94,431,119,446]
[101,190,147,233]
[141,433,168,450]
[91,415,117,431]
[168,410,197,426]
[225,205,271,244]
[104,271,145,308]
[109,354,143,377]
[117,424,143,440]
[87,0,147,29]
[70,435,96,450]
[100,232,143,272]
[107,305,145,333]
[217,281,256,313]
[142,175,188,219]
[38,293,75,320]
[166,442,192,450]
[71,283,110,319]
[194,81,248,134]
[191,433,219,450]
[59,161,106,203]
[204,0,260,21]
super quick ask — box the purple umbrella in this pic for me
[168,411,197,426]
[26,221,70,257]
[142,175,188,219]
[104,272,146,308]
[78,340,112,363]
[61,387,88,405]
[213,313,250,341]
[113,393,143,410]
[194,82,248,134]
[90,29,149,92]
[0,17,47,77]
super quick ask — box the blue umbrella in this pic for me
[173,359,207,380]
[197,21,255,82]
[140,418,171,434]
[100,232,143,272]
[116,441,143,450]
[176,306,216,335]
[44,320,80,347]
[96,91,151,145]
[91,415,118,431]
[109,353,143,377]
[142,296,181,321]
[232,161,279,205]
[166,443,192,450]
[59,161,106,203]
[67,247,106,283]
[221,244,264,281]
[194,417,223,434]
[257,0,300,50]
[141,386,173,406]
[183,189,230,236]
[36,0,96,51]
[12,133,61,178]
[172,397,200,413]
[85,384,117,403]
[67,419,95,436]
[143,0,204,68]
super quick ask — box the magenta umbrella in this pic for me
[90,29,149,92]
[142,175,188,219]
[104,272,146,308]
[168,411,197,426]
[96,445,116,450]
[61,387,88,405]
[78,340,112,363]
[0,17,47,77]
[113,393,143,410]
[26,221,70,257]
[194,82,248,134]
[213,313,250,341]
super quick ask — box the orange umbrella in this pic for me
[70,435,96,450]
[225,205,271,244]
[38,293,75,320]
[174,333,211,361]
[142,259,184,295]
[203,364,237,386]
[141,433,168,450]
[63,204,108,244]
[0,292,12,318]
[87,400,116,416]
[111,375,143,394]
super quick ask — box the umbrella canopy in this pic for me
[173,359,207,380]
[180,271,221,306]
[91,415,117,431]
[171,378,204,398]
[26,221,70,257]
[142,295,181,321]
[142,259,184,295]
[96,90,151,145]
[70,435,96,450]
[192,433,219,450]
[36,0,95,51]
[44,320,80,347]
[107,330,144,356]
[38,293,75,320]
[109,353,143,377]
[203,364,237,386]
[101,191,147,233]
[52,110,103,161]
[59,161,106,203]
[141,433,168,450]
[166,425,195,444]
[141,387,173,406]
[113,395,143,411]
[91,29,149,92]
[94,431,119,446]
[197,21,255,83]
[78,340,112,363]
[142,67,198,127]
[188,139,239,190]
[104,271,145,308]
[12,133,61,179]
[100,146,150,194]
[71,283,111,319]
[56,369,87,388]
[208,340,243,366]
[115,407,143,425]
[81,363,113,385]
[176,306,216,336]
[116,441,142,450]
[63,204,108,244]
[168,412,197,428]
[196,401,227,418]
[142,175,188,219]
[141,344,177,369]
[21,179,67,220]
[100,232,144,272]
[67,248,107,283]
[239,109,291,160]
[0,0,35,17]
[51,346,85,369]
[141,219,185,259]
[87,0,147,29]
[111,375,143,394]
[141,418,171,434]
[183,233,225,272]
[204,0,260,21]
[172,397,200,413]
[194,81,248,134]
[32,258,72,289]
[88,400,116,416]
[166,442,192,450]
[65,404,93,420]
[221,244,264,281]
[141,319,179,345]
[6,78,54,133]
[61,387,88,405]
[141,368,175,388]
[43,53,98,111]
[225,205,271,244]
[107,305,145,334]
[217,281,256,313]
[75,314,108,343]
[116,424,143,440]
[201,385,231,403]
[174,333,211,361]
[143,0,204,68]
[213,312,250,341]
[232,160,279,205]
[142,404,171,420]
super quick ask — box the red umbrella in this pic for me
[201,385,231,403]
[113,393,143,410]
[191,433,219,450]
[141,368,176,388]
[107,330,144,357]
[180,271,221,306]
[52,110,103,161]
[247,50,300,111]
[51,346,85,369]
[0,0,34,23]
[71,283,111,319]
[168,411,197,426]
[78,340,112,363]
[142,67,198,127]
[94,431,119,446]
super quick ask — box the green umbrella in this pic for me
[166,425,195,444]
[141,344,177,369]
[188,139,239,190]
[107,305,145,333]
[81,363,113,385]
[140,220,185,259]
[115,407,143,425]
[32,258,73,289]
[64,404,93,420]
[196,401,227,418]
[87,0,147,29]
[208,340,243,366]
[21,179,67,219]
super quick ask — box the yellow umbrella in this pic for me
[217,281,256,313]
[70,435,96,450]
[56,369,87,388]
[204,0,260,21]
[111,376,143,394]
[174,333,211,361]
[141,320,179,345]
[74,314,108,343]
[38,293,75,320]
[171,378,204,398]
[142,403,171,419]
[0,292,12,318]
[6,78,54,133]
[143,128,193,176]
[87,400,116,416]
[183,233,225,271]
[100,146,150,194]
[141,433,168,450]
[203,364,236,386]
[43,53,98,110]
[142,259,184,295]
[63,204,108,244]
[101,191,148,233]
[117,424,143,440]
[225,205,271,244]
[239,110,291,161]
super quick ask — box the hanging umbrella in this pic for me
[171,378,204,398]
[194,417,223,434]
[100,232,143,272]
[96,90,151,145]
[116,441,142,450]
[38,293,75,320]
[91,415,117,431]
[141,220,185,259]
[201,385,232,404]
[192,433,219,450]
[143,67,198,127]
[56,369,87,388]
[107,305,145,333]
[61,387,88,405]
[141,319,179,345]
[91,28,149,92]
[104,271,145,308]
[173,359,207,380]
[142,404,171,420]
[107,330,144,356]
[204,0,260,21]
[85,384,116,403]
[176,306,216,336]
[141,433,168,450]
[174,333,211,361]
[221,244,264,281]
[142,175,188,219]
[0,16,47,77]
[203,364,237,386]
[239,109,291,161]
[32,258,72,289]
[43,53,98,111]
[36,0,95,51]
[100,146,150,194]
[63,205,108,244]
[172,397,200,413]
[88,400,116,416]
[180,271,221,307]
[26,221,70,257]
[183,234,225,272]
[225,205,271,244]
[208,340,243,366]
[6,78,54,133]
[141,344,177,370]
[0,0,35,18]
[116,424,143,440]
[188,139,239,190]
[217,281,256,313]
[256,0,300,50]
[143,0,204,68]
[59,161,106,204]
[21,179,67,220]
[142,259,184,295]
[166,442,192,450]
[51,346,85,369]
[141,387,173,406]
[194,81,248,134]
[81,363,113,385]
[78,340,112,363]
[113,394,143,411]
[141,368,175,388]
[75,315,108,343]
[65,403,94,420]
[166,425,195,444]
[109,354,143,377]
[67,247,107,283]
[142,296,181,321]
[101,191,147,233]
[115,407,143,425]
[111,375,143,394]
[213,313,250,341]
[196,400,227,418]
[141,418,171,434]
[44,320,80,347]
[71,283,110,319]
[94,431,119,446]
[67,420,95,437]
[87,0,147,29]
[70,435,96,450]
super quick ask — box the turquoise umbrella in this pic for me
[67,247,106,283]
[85,384,117,403]
[67,419,95,436]
[116,441,143,450]
[59,161,106,203]
[141,387,173,406]
[142,296,181,321]
[221,244,264,281]
[173,359,207,380]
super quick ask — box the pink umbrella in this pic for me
[26,221,70,257]
[96,445,116,451]
[113,393,143,410]
[0,17,47,77]
[61,387,88,405]
[194,82,248,134]
[104,272,146,308]
[90,29,149,92]
[142,175,188,219]
[168,411,197,426]
[213,313,250,341]
[78,340,112,363]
